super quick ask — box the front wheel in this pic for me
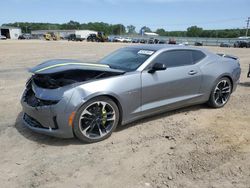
[207,77,232,108]
[73,97,119,143]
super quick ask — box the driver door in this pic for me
[141,50,202,112]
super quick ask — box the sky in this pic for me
[0,0,249,31]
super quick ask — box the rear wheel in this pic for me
[208,77,232,108]
[73,97,119,143]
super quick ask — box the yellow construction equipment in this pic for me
[44,32,60,41]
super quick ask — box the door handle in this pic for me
[188,70,198,75]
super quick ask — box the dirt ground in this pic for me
[0,40,249,188]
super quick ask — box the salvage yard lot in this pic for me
[0,40,250,188]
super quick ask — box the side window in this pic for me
[154,50,193,68]
[192,50,206,63]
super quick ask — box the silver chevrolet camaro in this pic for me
[21,45,241,143]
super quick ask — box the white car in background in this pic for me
[113,37,132,43]
[179,42,189,46]
[0,35,7,40]
[113,36,125,42]
[123,37,132,43]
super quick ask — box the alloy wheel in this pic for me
[79,101,116,140]
[213,79,231,106]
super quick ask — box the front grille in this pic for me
[24,88,59,107]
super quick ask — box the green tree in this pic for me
[67,20,81,29]
[140,26,151,35]
[59,20,81,30]
[127,25,136,34]
[1,21,246,38]
[86,22,112,34]
[111,24,126,35]
[200,30,211,38]
[187,26,203,37]
[156,28,166,36]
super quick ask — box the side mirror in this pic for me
[148,63,167,73]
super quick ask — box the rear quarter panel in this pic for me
[199,54,241,100]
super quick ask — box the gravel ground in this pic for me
[0,40,249,188]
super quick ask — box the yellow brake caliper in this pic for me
[102,109,107,127]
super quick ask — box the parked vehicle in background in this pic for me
[113,36,132,43]
[139,39,147,44]
[44,33,52,40]
[148,38,155,44]
[220,43,231,48]
[18,33,33,40]
[194,42,203,46]
[67,34,84,42]
[123,37,132,43]
[18,35,26,40]
[168,38,176,44]
[148,38,159,44]
[75,30,97,40]
[96,32,108,42]
[108,36,117,42]
[158,40,167,44]
[233,40,249,48]
[154,39,159,44]
[44,32,60,41]
[113,37,125,42]
[112,36,118,42]
[179,42,189,46]
[0,35,7,40]
[132,38,140,43]
[87,34,97,42]
[238,36,250,40]
[87,32,108,42]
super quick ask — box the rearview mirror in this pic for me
[148,63,166,73]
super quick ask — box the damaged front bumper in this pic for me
[21,84,75,138]
[20,59,125,139]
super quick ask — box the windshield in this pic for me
[99,48,155,71]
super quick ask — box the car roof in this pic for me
[124,44,205,52]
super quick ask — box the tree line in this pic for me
[2,21,127,35]
[2,21,246,38]
[156,26,246,38]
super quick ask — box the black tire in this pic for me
[73,96,120,143]
[207,77,232,108]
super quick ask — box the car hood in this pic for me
[28,59,125,91]
[29,59,125,74]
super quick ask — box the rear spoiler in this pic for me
[217,53,239,60]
